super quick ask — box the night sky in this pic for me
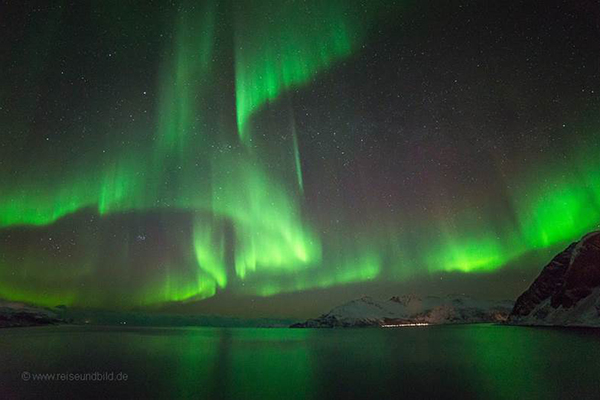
[1,0,599,318]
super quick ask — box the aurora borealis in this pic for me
[1,0,599,316]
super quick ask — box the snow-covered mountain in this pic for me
[291,294,514,328]
[509,231,600,327]
[0,301,294,328]
[0,300,66,328]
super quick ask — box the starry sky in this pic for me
[1,0,599,317]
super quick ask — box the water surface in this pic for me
[1,324,599,399]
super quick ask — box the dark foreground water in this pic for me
[1,324,599,400]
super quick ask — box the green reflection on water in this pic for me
[2,326,600,399]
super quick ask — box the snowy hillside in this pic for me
[291,294,513,328]
[0,300,65,328]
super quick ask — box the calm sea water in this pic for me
[1,324,599,399]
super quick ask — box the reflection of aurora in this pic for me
[0,0,599,308]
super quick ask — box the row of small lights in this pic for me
[380,322,429,328]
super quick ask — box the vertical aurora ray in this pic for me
[150,0,217,211]
[514,135,600,251]
[193,216,227,289]
[425,230,524,275]
[421,209,524,275]
[154,0,215,167]
[250,249,382,297]
[233,0,384,143]
[206,153,321,281]
[0,0,329,306]
[0,146,150,227]
[234,230,382,297]
[0,0,217,228]
[518,181,600,249]
[1,0,600,310]
[292,128,304,193]
[422,128,600,276]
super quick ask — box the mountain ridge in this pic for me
[292,294,513,328]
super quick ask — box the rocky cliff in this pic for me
[509,231,600,327]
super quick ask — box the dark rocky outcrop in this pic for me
[509,231,600,327]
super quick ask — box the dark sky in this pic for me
[1,0,599,318]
